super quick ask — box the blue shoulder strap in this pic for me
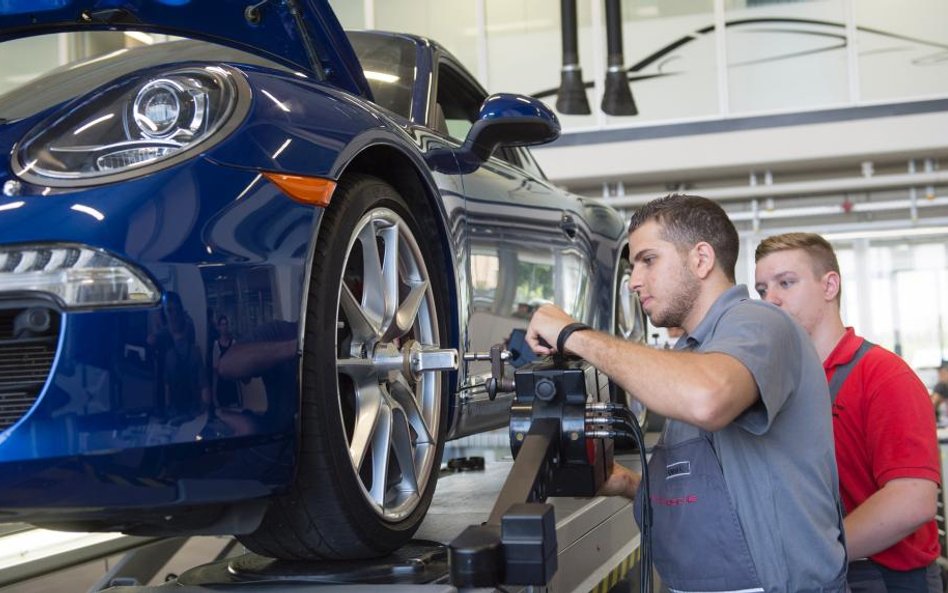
[827,339,875,403]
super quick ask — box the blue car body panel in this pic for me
[0,160,311,511]
[0,0,372,98]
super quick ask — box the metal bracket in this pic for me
[462,344,513,400]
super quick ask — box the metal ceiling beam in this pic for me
[729,195,948,221]
[604,169,948,208]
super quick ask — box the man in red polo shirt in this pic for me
[754,232,941,592]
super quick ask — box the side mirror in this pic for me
[461,93,560,163]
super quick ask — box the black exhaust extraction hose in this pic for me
[601,0,638,116]
[556,0,591,115]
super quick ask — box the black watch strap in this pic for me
[556,322,591,354]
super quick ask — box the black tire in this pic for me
[238,174,450,559]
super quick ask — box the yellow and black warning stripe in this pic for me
[589,545,641,593]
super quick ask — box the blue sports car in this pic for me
[0,0,637,559]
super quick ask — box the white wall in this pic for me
[333,0,948,131]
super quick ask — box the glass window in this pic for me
[835,238,948,372]
[0,33,285,122]
[0,31,133,99]
[436,61,485,142]
[497,147,523,169]
[890,267,945,368]
[516,148,547,180]
[0,35,63,96]
[836,245,861,335]
[347,32,417,119]
[725,0,849,113]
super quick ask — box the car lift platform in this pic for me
[98,452,644,593]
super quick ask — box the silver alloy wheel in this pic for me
[335,207,442,522]
[616,263,648,424]
[617,266,646,343]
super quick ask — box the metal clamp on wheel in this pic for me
[448,349,615,588]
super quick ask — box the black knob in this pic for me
[535,378,556,401]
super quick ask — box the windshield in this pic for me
[346,32,416,120]
[0,32,290,121]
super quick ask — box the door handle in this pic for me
[560,214,578,239]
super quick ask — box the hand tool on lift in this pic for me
[451,342,653,591]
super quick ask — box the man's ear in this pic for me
[691,242,717,279]
[822,271,841,302]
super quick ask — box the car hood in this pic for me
[0,0,371,97]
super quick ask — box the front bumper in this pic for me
[0,159,320,516]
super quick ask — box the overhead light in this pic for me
[823,226,948,242]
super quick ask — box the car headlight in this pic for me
[0,244,160,309]
[12,66,249,187]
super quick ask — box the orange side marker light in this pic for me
[263,173,337,207]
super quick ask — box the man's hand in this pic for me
[598,462,641,500]
[526,304,577,356]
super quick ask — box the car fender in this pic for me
[328,129,464,354]
[206,70,464,386]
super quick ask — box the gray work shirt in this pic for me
[665,284,846,593]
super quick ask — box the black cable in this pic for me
[587,405,651,593]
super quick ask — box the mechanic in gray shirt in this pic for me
[526,194,847,593]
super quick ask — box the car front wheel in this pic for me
[239,174,451,559]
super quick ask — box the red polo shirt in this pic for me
[826,328,941,570]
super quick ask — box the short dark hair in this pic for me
[628,194,739,282]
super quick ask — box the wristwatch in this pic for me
[556,322,591,354]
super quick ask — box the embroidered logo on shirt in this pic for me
[666,461,691,479]
[651,494,698,506]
